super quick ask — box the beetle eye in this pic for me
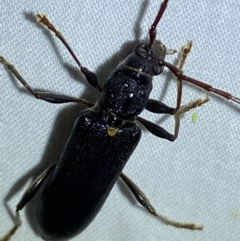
[135,44,149,58]
[152,64,162,75]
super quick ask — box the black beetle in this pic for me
[1,0,240,240]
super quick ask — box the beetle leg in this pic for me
[146,41,193,114]
[140,41,209,141]
[137,115,176,141]
[0,164,56,241]
[0,56,94,106]
[0,212,21,241]
[16,163,56,211]
[36,14,102,92]
[137,97,208,141]
[120,172,203,231]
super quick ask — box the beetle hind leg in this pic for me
[120,172,203,231]
[0,164,56,241]
[0,211,21,241]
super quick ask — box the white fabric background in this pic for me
[1,0,240,240]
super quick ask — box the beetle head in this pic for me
[121,41,167,77]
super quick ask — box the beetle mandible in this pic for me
[1,0,240,240]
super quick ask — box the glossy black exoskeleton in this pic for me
[1,0,240,240]
[37,36,170,241]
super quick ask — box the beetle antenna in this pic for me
[148,0,169,49]
[164,61,240,104]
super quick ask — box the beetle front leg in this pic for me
[120,172,203,231]
[146,41,193,115]
[36,14,102,92]
[140,41,209,141]
[146,41,195,115]
[0,56,94,107]
[0,164,56,241]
